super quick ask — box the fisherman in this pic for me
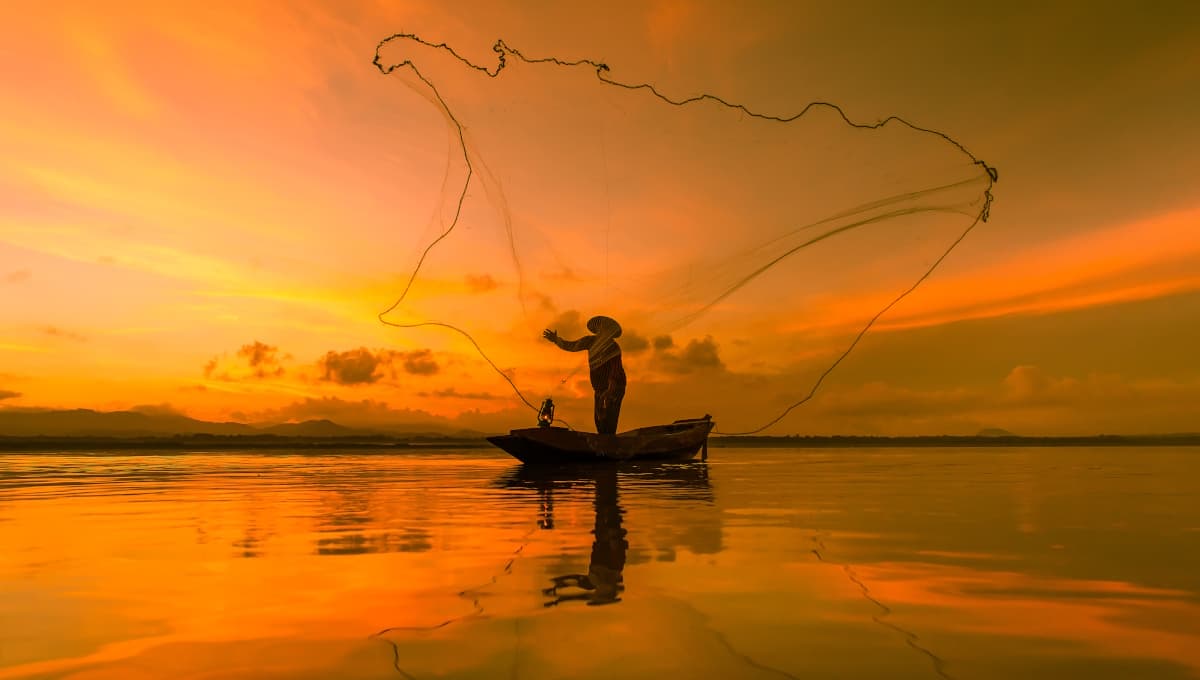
[542,316,626,435]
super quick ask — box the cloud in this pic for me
[531,292,557,313]
[418,387,500,400]
[812,381,986,418]
[130,403,186,417]
[0,390,21,400]
[547,309,586,338]
[1001,364,1133,406]
[205,341,289,380]
[652,335,675,350]
[401,349,439,376]
[318,347,440,385]
[4,270,31,284]
[41,326,86,341]
[678,337,723,368]
[757,365,1200,435]
[622,331,651,353]
[465,273,498,293]
[771,370,1034,427]
[864,206,1200,333]
[542,266,580,282]
[655,335,725,374]
[1003,365,1049,401]
[319,347,385,385]
[238,341,286,375]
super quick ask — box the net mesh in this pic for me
[372,34,997,434]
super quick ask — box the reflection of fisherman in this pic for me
[544,468,627,606]
[543,316,626,435]
[586,468,626,602]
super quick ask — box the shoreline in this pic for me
[2,433,1199,452]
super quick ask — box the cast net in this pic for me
[371,34,996,434]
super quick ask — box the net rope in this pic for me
[371,33,997,435]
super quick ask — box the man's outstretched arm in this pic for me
[543,329,593,352]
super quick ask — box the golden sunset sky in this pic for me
[1,1,1198,435]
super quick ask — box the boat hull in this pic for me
[487,416,714,464]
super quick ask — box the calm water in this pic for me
[1,447,1198,679]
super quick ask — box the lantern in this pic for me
[537,398,555,427]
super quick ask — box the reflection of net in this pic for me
[373,33,997,434]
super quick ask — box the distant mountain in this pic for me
[0,408,471,439]
[0,408,257,437]
[259,419,362,437]
[976,427,1017,437]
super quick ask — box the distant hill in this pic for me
[0,408,257,437]
[976,427,1017,437]
[259,419,361,437]
[0,408,474,439]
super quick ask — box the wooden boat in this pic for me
[487,415,714,464]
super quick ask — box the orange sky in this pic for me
[1,1,1198,435]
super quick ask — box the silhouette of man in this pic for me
[543,316,626,435]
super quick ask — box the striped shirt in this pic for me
[555,334,626,391]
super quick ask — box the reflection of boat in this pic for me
[494,461,713,502]
[486,416,714,464]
